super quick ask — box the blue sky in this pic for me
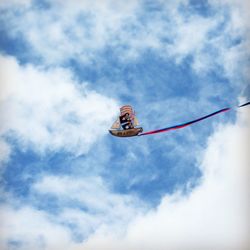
[0,0,249,249]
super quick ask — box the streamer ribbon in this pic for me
[138,101,250,136]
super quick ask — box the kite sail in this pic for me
[138,101,250,136]
[109,105,143,137]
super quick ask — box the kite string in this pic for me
[138,101,250,136]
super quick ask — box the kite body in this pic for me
[109,105,143,137]
[109,127,143,137]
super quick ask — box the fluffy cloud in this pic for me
[0,175,146,250]
[0,205,72,250]
[33,175,144,219]
[0,0,140,64]
[82,108,250,250]
[1,0,249,76]
[0,55,118,157]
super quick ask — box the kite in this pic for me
[109,102,250,137]
[109,105,143,137]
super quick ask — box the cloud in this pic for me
[0,0,140,64]
[33,175,144,218]
[1,0,249,77]
[0,174,146,250]
[191,0,250,79]
[0,55,118,157]
[82,108,250,250]
[0,205,72,250]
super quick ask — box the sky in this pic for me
[0,0,249,249]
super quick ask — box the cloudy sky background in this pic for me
[0,0,249,249]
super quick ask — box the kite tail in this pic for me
[138,101,250,136]
[238,101,250,107]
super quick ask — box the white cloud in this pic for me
[166,15,218,62]
[81,108,250,250]
[2,0,249,74]
[33,175,144,218]
[0,175,146,250]
[0,205,72,250]
[1,0,249,91]
[1,0,140,64]
[0,55,118,156]
[192,0,250,78]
